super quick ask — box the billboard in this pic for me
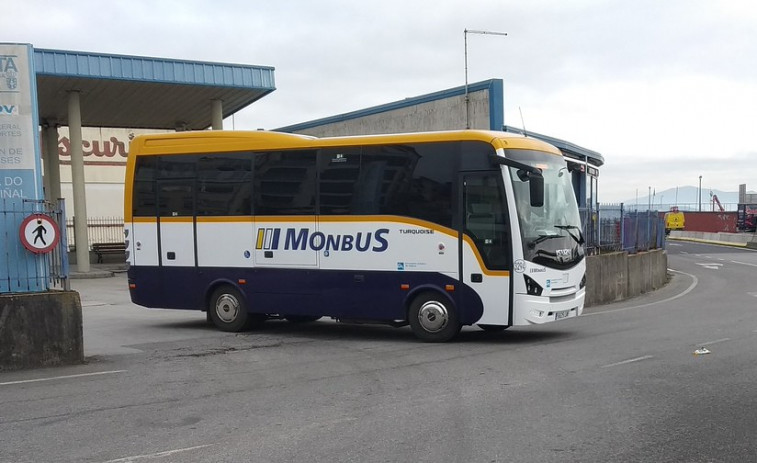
[0,43,45,292]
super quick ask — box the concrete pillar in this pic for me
[211,99,223,130]
[45,124,62,203]
[68,91,90,273]
[41,126,52,199]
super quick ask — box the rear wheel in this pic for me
[208,285,255,332]
[408,292,461,342]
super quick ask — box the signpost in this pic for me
[19,213,60,254]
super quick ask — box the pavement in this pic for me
[68,263,127,279]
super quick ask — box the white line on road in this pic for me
[697,338,731,347]
[100,445,214,463]
[730,260,757,268]
[583,269,698,317]
[696,262,723,270]
[0,370,127,386]
[602,355,654,368]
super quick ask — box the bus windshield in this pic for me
[507,149,585,269]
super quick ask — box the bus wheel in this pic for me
[284,315,322,323]
[477,324,509,333]
[408,292,461,342]
[209,286,251,332]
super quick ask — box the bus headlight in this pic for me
[580,274,586,289]
[524,275,543,296]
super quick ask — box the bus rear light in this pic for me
[524,275,543,296]
[400,284,410,290]
[445,285,455,292]
[128,283,136,290]
[238,279,247,285]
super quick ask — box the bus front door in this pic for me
[461,172,512,327]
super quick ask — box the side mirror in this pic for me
[529,173,544,207]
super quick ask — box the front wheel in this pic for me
[408,292,461,342]
[208,285,255,332]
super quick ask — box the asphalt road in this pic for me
[1,241,756,463]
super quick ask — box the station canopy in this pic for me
[33,48,276,130]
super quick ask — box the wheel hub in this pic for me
[215,294,239,323]
[418,300,449,333]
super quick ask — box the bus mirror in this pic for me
[529,173,544,207]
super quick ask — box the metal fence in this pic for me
[1,198,70,292]
[66,216,125,249]
[582,203,665,255]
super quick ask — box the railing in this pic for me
[0,198,70,292]
[582,203,665,255]
[66,216,124,249]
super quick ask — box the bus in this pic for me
[124,130,586,342]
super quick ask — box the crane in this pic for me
[711,194,725,212]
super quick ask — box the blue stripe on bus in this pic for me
[127,266,485,325]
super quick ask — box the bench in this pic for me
[91,242,126,263]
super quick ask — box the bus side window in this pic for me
[254,151,316,216]
[133,156,157,217]
[196,154,253,216]
[318,148,361,215]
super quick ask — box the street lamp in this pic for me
[464,29,507,129]
[698,175,702,212]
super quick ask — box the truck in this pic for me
[664,206,685,235]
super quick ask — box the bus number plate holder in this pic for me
[554,310,570,320]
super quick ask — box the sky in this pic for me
[9,0,757,203]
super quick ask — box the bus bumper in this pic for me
[513,289,585,325]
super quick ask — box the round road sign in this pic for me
[19,213,61,254]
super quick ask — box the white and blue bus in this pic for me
[124,130,585,342]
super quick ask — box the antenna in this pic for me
[464,29,508,129]
[519,106,528,137]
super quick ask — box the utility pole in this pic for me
[698,175,702,212]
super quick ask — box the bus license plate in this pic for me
[554,310,570,320]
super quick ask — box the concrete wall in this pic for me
[0,291,83,371]
[585,249,667,307]
[291,91,493,137]
[670,230,757,249]
[277,79,504,136]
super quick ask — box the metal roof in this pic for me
[33,48,275,130]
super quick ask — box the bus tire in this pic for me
[284,315,322,323]
[477,324,509,332]
[208,285,252,332]
[408,292,461,342]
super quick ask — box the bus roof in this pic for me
[129,129,563,156]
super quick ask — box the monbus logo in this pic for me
[256,228,389,253]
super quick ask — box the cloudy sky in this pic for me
[10,0,757,202]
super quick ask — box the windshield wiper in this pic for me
[528,234,561,248]
[554,225,585,245]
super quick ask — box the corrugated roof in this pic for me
[33,48,275,130]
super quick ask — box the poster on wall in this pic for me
[1,42,45,293]
[0,43,41,203]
